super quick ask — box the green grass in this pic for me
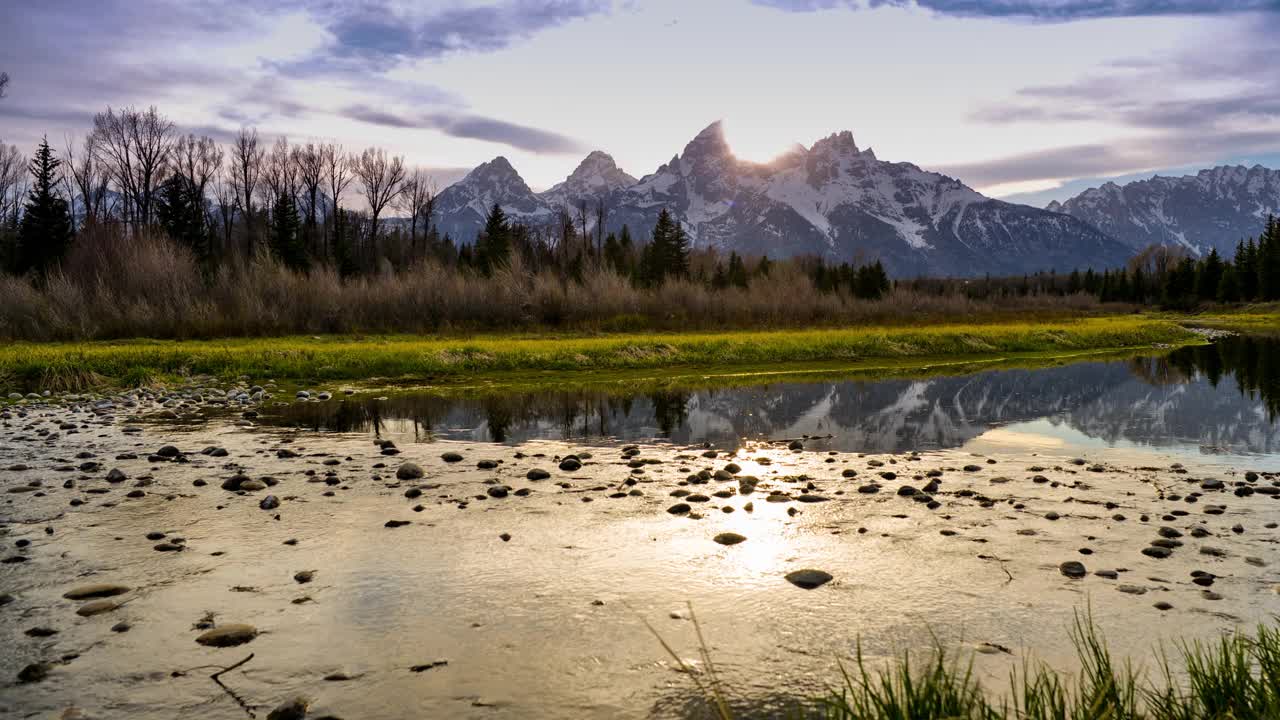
[1176,303,1280,337]
[654,610,1280,720]
[0,316,1200,392]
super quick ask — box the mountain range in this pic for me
[1046,165,1280,258]
[429,122,1278,277]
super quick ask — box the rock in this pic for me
[106,468,127,483]
[1118,585,1147,595]
[441,452,464,463]
[294,571,315,584]
[486,485,510,499]
[156,445,180,458]
[396,463,424,480]
[260,495,280,510]
[384,520,411,528]
[266,697,310,720]
[1153,601,1174,611]
[277,449,299,459]
[76,599,121,616]
[63,584,129,600]
[667,503,691,515]
[559,457,582,471]
[221,474,251,491]
[111,621,131,633]
[797,494,830,503]
[499,533,512,542]
[18,662,51,683]
[713,533,747,546]
[785,569,833,589]
[1142,546,1173,559]
[195,624,258,647]
[526,468,551,481]
[787,440,804,451]
[1059,561,1087,579]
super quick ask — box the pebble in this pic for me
[195,624,258,647]
[713,533,747,546]
[784,569,833,589]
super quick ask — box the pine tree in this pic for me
[16,137,74,276]
[668,218,690,279]
[269,191,306,270]
[1217,264,1241,303]
[157,175,210,265]
[1237,238,1259,300]
[1195,247,1223,301]
[727,252,748,289]
[1260,215,1280,301]
[643,208,677,286]
[475,203,510,274]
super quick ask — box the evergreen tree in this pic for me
[475,203,510,274]
[667,218,690,279]
[156,174,209,265]
[269,191,306,270]
[1218,265,1241,303]
[16,137,73,276]
[1260,215,1280,301]
[1236,238,1259,300]
[727,252,748,289]
[1195,247,1224,301]
[642,208,677,285]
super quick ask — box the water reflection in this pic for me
[264,336,1280,458]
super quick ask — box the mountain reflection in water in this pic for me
[264,335,1280,458]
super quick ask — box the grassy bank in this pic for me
[661,610,1280,720]
[0,316,1198,392]
[1177,303,1280,337]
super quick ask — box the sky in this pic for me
[1,0,1278,203]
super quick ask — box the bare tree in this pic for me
[576,199,589,256]
[295,141,324,251]
[260,136,297,214]
[210,164,238,255]
[170,133,223,200]
[0,141,25,227]
[231,127,265,255]
[90,105,175,228]
[321,143,353,259]
[64,134,110,231]
[594,196,608,263]
[0,72,9,99]
[397,169,436,256]
[354,147,406,255]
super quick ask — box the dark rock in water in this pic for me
[441,452,464,463]
[106,468,127,483]
[384,520,411,528]
[559,456,583,472]
[396,463,424,480]
[1,593,15,606]
[154,542,183,552]
[195,624,258,647]
[788,440,804,451]
[221,474,251,491]
[404,488,422,499]
[499,533,512,542]
[1157,527,1182,539]
[266,697,310,720]
[527,468,551,481]
[797,494,830,503]
[63,584,129,600]
[156,445,180,458]
[785,569,833,589]
[1153,601,1174,611]
[897,486,918,497]
[410,660,448,672]
[1142,546,1172,559]
[1059,561,1087,579]
[477,460,499,469]
[277,449,299,459]
[667,503,692,515]
[294,570,315,584]
[714,532,747,546]
[25,627,58,637]
[18,662,50,683]
[111,621,131,633]
[858,483,881,494]
[260,495,280,510]
[486,485,510,499]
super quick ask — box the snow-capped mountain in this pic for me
[431,156,555,245]
[430,123,1134,276]
[1047,165,1280,257]
[538,150,637,211]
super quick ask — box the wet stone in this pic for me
[785,569,833,589]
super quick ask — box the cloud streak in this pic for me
[341,106,588,154]
[752,0,1277,21]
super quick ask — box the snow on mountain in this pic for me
[431,123,1134,276]
[1047,165,1280,257]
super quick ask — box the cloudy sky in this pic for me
[2,0,1278,203]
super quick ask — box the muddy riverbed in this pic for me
[2,365,1280,719]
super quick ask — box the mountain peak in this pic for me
[541,149,638,203]
[682,121,732,162]
[810,130,859,156]
[467,156,520,181]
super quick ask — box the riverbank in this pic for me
[0,316,1200,393]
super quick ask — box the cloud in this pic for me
[752,0,1277,20]
[341,105,588,154]
[326,0,613,67]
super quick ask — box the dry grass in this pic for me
[0,230,1119,342]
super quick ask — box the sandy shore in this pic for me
[2,385,1279,719]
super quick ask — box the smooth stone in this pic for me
[396,463,424,480]
[76,599,121,616]
[785,569,833,589]
[441,452,464,463]
[195,624,258,647]
[1060,561,1087,579]
[713,532,747,546]
[63,584,129,600]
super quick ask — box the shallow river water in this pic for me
[2,336,1278,719]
